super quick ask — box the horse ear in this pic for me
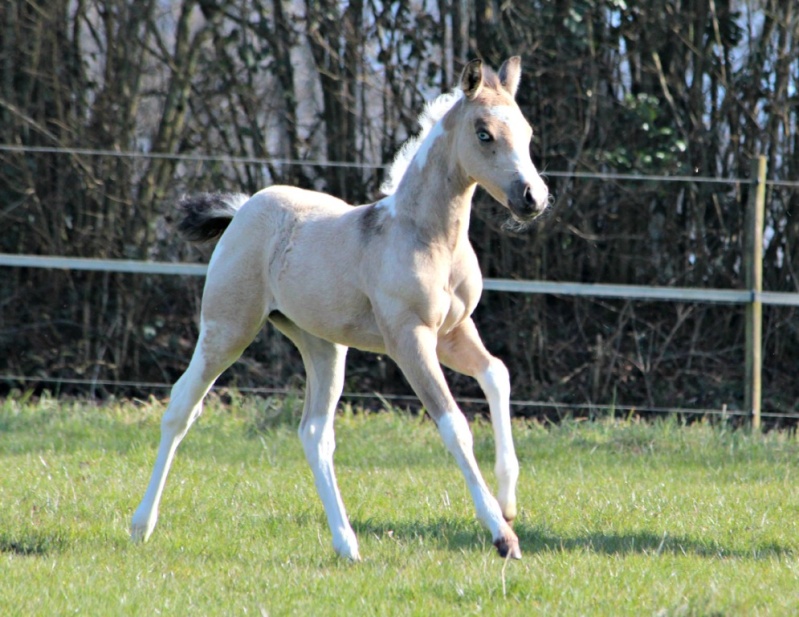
[498,56,522,97]
[460,59,484,100]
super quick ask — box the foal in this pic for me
[131,57,549,560]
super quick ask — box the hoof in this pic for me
[130,508,157,543]
[334,539,361,562]
[494,533,522,559]
[333,530,361,561]
[130,523,151,543]
[341,550,361,562]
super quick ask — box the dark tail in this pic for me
[177,192,250,242]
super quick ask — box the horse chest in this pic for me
[400,250,480,334]
[406,262,480,334]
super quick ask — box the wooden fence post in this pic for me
[744,155,766,430]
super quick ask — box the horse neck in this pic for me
[391,131,476,249]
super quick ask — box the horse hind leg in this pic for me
[299,345,357,560]
[270,315,357,559]
[474,359,518,521]
[130,319,253,542]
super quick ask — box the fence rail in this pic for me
[3,252,799,306]
[3,156,797,424]
[3,268,799,420]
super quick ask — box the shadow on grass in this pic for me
[0,530,70,556]
[353,517,793,561]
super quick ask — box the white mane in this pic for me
[380,89,464,196]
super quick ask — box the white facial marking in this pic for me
[487,105,535,174]
[488,105,549,207]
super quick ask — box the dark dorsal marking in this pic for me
[359,203,384,238]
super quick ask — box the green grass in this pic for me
[1,392,799,616]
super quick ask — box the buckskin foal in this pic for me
[131,57,549,560]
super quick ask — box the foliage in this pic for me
[1,1,798,413]
[1,394,799,615]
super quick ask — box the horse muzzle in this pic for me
[507,178,549,221]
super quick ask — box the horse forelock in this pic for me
[380,89,464,196]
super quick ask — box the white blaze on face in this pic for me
[487,105,549,207]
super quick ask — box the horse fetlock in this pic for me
[495,463,519,522]
[499,496,517,523]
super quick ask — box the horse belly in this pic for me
[280,290,386,352]
[272,245,386,352]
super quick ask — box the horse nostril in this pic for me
[523,185,535,207]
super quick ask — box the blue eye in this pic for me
[477,130,493,142]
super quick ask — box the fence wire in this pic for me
[2,143,799,187]
[3,373,797,420]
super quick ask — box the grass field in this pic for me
[1,392,798,616]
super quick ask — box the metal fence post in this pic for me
[745,155,766,430]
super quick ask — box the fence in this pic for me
[2,152,798,426]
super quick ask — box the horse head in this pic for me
[453,57,549,222]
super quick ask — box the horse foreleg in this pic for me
[438,320,519,522]
[299,347,358,559]
[386,321,520,559]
